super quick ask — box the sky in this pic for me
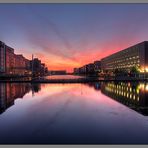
[0,4,148,72]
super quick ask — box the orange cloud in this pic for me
[22,39,141,73]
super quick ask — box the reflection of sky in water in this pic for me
[45,75,85,79]
[0,83,148,144]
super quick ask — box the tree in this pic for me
[130,66,140,77]
[114,68,128,77]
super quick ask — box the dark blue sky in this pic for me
[0,4,148,71]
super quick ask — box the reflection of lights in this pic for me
[139,67,148,72]
[145,84,148,91]
[139,83,145,90]
[139,67,144,73]
[119,91,121,95]
[137,96,139,101]
[127,93,129,98]
[145,67,148,72]
[136,88,139,94]
[124,92,126,96]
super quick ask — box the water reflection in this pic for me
[0,83,41,114]
[0,81,148,116]
[0,82,148,144]
[86,82,148,116]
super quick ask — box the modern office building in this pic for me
[101,41,148,73]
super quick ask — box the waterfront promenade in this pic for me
[0,76,147,83]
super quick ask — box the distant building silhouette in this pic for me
[73,61,101,75]
[30,58,48,77]
[49,70,67,75]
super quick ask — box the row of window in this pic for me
[105,85,140,102]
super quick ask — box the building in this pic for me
[14,54,31,75]
[0,40,49,77]
[73,63,95,75]
[30,58,48,76]
[86,63,95,74]
[101,41,148,73]
[0,41,15,75]
[79,65,86,74]
[94,61,101,73]
[40,63,47,76]
[5,45,15,74]
[30,58,41,76]
[73,68,79,74]
[0,41,31,76]
[0,41,6,73]
[50,70,67,75]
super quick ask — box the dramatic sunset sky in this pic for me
[0,4,148,72]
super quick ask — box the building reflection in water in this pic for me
[1,82,148,116]
[87,82,148,116]
[0,83,41,114]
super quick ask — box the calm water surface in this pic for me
[45,74,85,79]
[0,80,148,144]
